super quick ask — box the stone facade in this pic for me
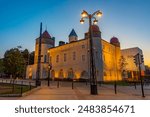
[26,25,122,81]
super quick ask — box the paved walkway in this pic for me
[19,81,150,100]
[1,81,150,100]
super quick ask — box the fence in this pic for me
[0,79,36,96]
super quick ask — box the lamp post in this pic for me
[80,10,102,95]
[48,64,52,86]
[36,22,42,87]
[47,50,52,86]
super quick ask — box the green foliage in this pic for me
[22,49,29,65]
[3,48,26,78]
[29,51,34,65]
[0,59,4,73]
[0,83,35,95]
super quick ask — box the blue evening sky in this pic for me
[0,0,150,65]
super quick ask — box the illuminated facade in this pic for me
[26,25,122,81]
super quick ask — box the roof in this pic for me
[91,25,100,32]
[69,29,78,37]
[110,37,119,43]
[121,47,141,51]
[42,30,51,38]
[49,38,117,51]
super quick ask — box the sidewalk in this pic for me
[17,81,150,100]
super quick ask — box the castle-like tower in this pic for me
[34,30,55,64]
[69,29,78,43]
[26,30,55,79]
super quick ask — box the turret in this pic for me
[110,37,120,47]
[84,25,101,39]
[34,30,55,64]
[69,29,78,43]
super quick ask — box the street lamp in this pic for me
[80,10,103,95]
[36,22,42,87]
[48,64,52,86]
[47,50,52,86]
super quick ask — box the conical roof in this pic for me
[69,29,78,37]
[42,30,51,38]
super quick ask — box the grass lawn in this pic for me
[0,83,35,95]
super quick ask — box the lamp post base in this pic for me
[36,80,41,87]
[48,80,50,86]
[91,84,98,95]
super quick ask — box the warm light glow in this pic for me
[96,11,103,17]
[81,10,88,18]
[55,72,59,78]
[93,19,98,24]
[29,67,32,71]
[80,19,84,24]
[75,73,80,79]
[47,50,50,53]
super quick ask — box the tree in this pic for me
[22,49,29,65]
[3,48,26,79]
[29,51,34,65]
[21,49,34,65]
[119,56,128,78]
[0,59,4,76]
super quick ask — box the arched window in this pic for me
[73,52,76,60]
[81,71,88,79]
[64,53,67,62]
[43,68,47,78]
[104,71,107,76]
[82,55,85,61]
[51,70,55,79]
[59,69,64,78]
[68,68,74,79]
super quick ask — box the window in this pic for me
[82,55,85,61]
[73,52,76,60]
[68,68,74,79]
[44,55,47,63]
[104,71,107,76]
[82,45,85,49]
[59,69,64,78]
[64,53,66,62]
[81,71,88,78]
[56,55,59,63]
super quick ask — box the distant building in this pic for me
[26,25,122,81]
[121,47,145,80]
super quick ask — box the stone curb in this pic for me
[22,87,41,97]
[0,94,21,97]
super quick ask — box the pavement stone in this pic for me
[1,81,150,100]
